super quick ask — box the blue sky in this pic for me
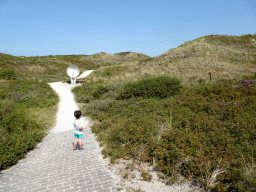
[0,0,255,57]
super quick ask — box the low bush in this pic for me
[141,171,152,181]
[0,68,16,80]
[73,82,97,103]
[73,80,121,103]
[117,76,184,100]
[92,85,109,99]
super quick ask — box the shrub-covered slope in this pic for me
[72,33,256,191]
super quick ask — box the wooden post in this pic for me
[209,72,211,81]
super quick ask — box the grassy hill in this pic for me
[1,33,256,191]
[0,51,152,83]
[104,34,256,89]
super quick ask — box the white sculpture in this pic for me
[67,65,80,85]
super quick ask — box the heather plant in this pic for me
[240,79,254,94]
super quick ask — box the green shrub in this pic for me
[92,85,109,99]
[77,95,93,103]
[126,163,135,171]
[0,68,16,80]
[123,171,129,179]
[72,81,98,101]
[0,79,58,170]
[117,76,183,100]
[0,100,46,170]
[141,171,152,181]
[0,89,7,99]
[81,98,115,118]
[105,71,112,76]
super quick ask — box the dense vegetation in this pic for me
[0,68,16,80]
[73,72,256,191]
[0,79,59,170]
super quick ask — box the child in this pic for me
[73,110,87,151]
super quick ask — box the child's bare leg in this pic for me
[79,138,82,149]
[74,138,78,149]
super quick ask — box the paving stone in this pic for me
[56,186,71,191]
[47,184,63,190]
[92,186,103,191]
[101,189,111,192]
[36,186,48,191]
[63,187,79,192]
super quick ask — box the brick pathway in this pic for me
[0,75,119,192]
[0,129,118,192]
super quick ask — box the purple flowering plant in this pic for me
[240,79,254,94]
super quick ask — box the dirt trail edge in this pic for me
[0,70,119,192]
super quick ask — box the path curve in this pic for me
[0,70,119,192]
